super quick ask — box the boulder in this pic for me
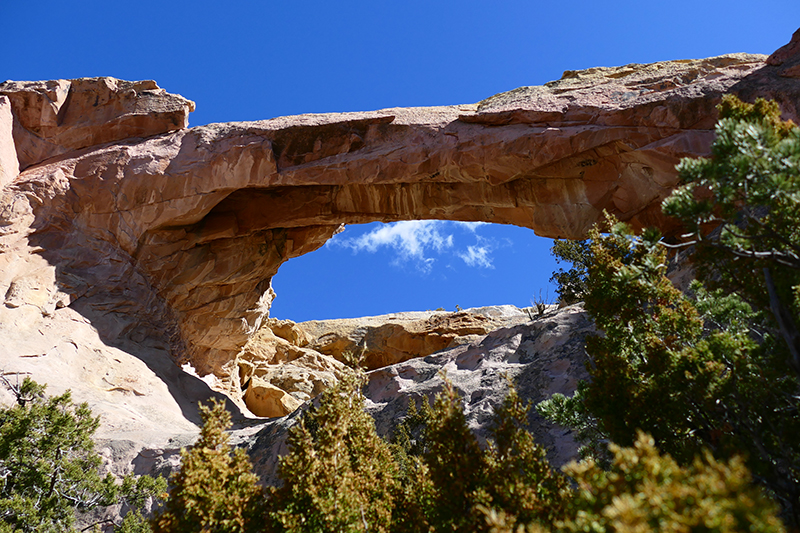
[243,376,303,418]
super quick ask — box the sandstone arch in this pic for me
[2,35,799,382]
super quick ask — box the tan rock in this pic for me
[243,376,303,418]
[233,326,349,408]
[0,96,18,187]
[0,77,194,170]
[302,310,499,370]
[265,318,310,347]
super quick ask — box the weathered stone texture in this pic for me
[0,96,19,188]
[244,304,595,485]
[0,33,799,524]
[0,77,195,171]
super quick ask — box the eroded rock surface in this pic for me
[228,306,539,416]
[0,77,195,172]
[244,304,594,484]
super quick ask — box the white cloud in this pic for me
[330,220,502,273]
[458,245,494,269]
[453,221,488,232]
[331,220,454,272]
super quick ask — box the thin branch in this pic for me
[763,267,800,382]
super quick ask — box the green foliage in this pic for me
[389,398,437,532]
[152,399,265,533]
[664,95,800,522]
[117,509,154,533]
[266,373,567,533]
[541,214,799,523]
[560,432,785,533]
[535,381,606,463]
[485,433,785,533]
[579,217,719,460]
[421,381,491,532]
[483,386,569,527]
[539,95,800,527]
[267,373,399,532]
[549,239,592,305]
[0,377,164,533]
[663,94,800,377]
[391,381,568,533]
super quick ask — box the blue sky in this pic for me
[4,2,799,321]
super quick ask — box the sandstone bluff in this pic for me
[1,30,799,500]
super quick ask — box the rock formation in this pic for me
[0,33,799,515]
[243,304,594,485]
[4,37,800,382]
[232,306,542,417]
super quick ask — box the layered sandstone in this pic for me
[0,33,798,526]
[1,34,799,389]
[0,77,195,172]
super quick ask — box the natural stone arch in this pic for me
[3,42,799,383]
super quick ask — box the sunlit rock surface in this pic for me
[243,304,594,484]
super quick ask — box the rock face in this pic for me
[0,78,195,173]
[3,44,800,381]
[364,304,594,467]
[0,96,19,188]
[229,306,540,417]
[300,309,503,370]
[0,33,799,527]
[243,304,595,485]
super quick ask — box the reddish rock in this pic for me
[768,28,800,66]
[0,77,194,171]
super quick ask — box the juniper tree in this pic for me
[266,374,398,533]
[392,381,568,533]
[0,377,164,533]
[561,432,785,533]
[549,239,591,305]
[538,95,800,526]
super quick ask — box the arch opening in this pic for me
[268,220,559,322]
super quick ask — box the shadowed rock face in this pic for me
[1,35,800,379]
